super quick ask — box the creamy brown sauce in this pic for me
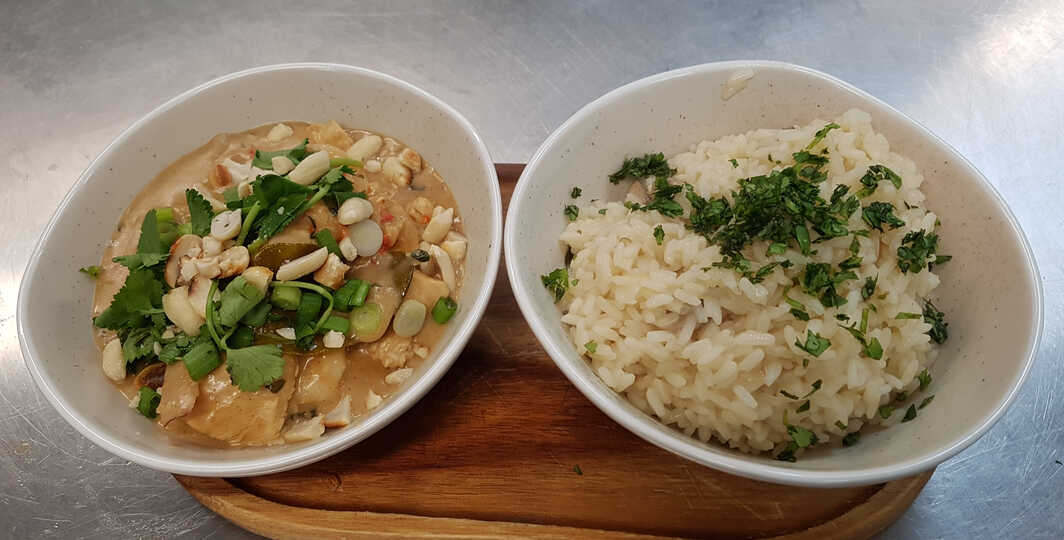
[92,121,464,447]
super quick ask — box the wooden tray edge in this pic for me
[176,470,932,540]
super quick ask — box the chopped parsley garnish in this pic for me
[901,404,918,422]
[570,187,582,198]
[598,209,607,215]
[922,300,948,343]
[918,395,935,409]
[653,224,665,245]
[609,153,675,184]
[838,255,862,271]
[766,242,786,256]
[787,424,818,448]
[783,291,810,321]
[856,165,902,197]
[729,158,739,168]
[541,268,569,302]
[917,368,933,391]
[803,380,823,398]
[801,263,853,308]
[780,389,800,400]
[838,308,883,359]
[861,202,904,232]
[79,265,102,278]
[795,330,830,357]
[842,432,861,447]
[627,177,684,217]
[136,387,161,419]
[878,405,894,419]
[584,341,597,353]
[796,400,811,413]
[807,122,839,149]
[564,204,579,221]
[897,230,944,274]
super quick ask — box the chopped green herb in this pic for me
[629,177,684,217]
[803,380,823,398]
[895,312,922,319]
[917,369,932,391]
[92,269,165,331]
[136,386,161,419]
[334,279,370,311]
[252,138,308,170]
[861,202,905,232]
[227,326,255,349]
[864,337,883,360]
[895,391,908,403]
[112,209,170,270]
[780,389,800,400]
[842,432,861,447]
[901,404,918,422]
[861,276,878,300]
[315,229,342,258]
[767,242,787,256]
[225,345,285,392]
[564,204,579,221]
[849,235,861,255]
[608,153,675,184]
[598,209,607,215]
[878,405,894,419]
[653,224,665,245]
[79,265,102,278]
[573,464,583,475]
[835,420,848,430]
[856,165,903,197]
[217,277,268,328]
[185,188,214,236]
[787,424,818,448]
[897,230,942,273]
[918,395,935,409]
[729,158,739,168]
[922,300,948,344]
[796,400,810,413]
[320,315,351,334]
[584,341,598,354]
[541,268,569,303]
[570,187,582,198]
[838,255,862,271]
[807,123,840,150]
[795,330,831,357]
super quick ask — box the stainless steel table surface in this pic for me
[2,1,1061,538]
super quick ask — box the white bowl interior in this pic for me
[506,61,1041,486]
[18,64,501,476]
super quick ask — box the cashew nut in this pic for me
[346,135,382,162]
[398,147,422,173]
[218,245,250,278]
[287,150,331,185]
[313,252,350,290]
[101,339,125,381]
[422,207,454,244]
[382,156,411,186]
[271,156,295,174]
[337,197,374,225]
[338,237,358,261]
[430,244,457,293]
[275,247,329,281]
[165,235,203,287]
[210,210,242,240]
[163,286,205,336]
[242,266,274,294]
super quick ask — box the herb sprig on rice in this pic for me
[549,110,951,461]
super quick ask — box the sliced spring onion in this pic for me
[271,286,302,310]
[155,207,175,223]
[349,302,382,337]
[334,279,370,311]
[321,315,351,335]
[330,157,363,168]
[431,297,458,324]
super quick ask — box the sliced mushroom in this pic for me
[287,150,331,186]
[162,286,205,336]
[101,338,125,381]
[313,253,350,290]
[276,247,329,281]
[133,362,167,390]
[165,235,203,287]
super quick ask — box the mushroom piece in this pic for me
[133,363,167,390]
[165,235,203,287]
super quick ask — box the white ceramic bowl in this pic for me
[17,64,502,477]
[505,61,1042,487]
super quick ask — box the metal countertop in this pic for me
[2,1,1061,538]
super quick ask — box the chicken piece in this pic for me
[289,349,348,414]
[305,201,345,242]
[365,333,415,369]
[182,359,298,445]
[157,363,200,426]
[308,120,354,152]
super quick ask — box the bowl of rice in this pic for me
[505,61,1041,487]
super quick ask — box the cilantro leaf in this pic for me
[185,188,214,236]
[541,268,569,303]
[136,387,161,419]
[787,424,818,448]
[857,164,902,197]
[315,229,342,257]
[864,337,883,360]
[570,187,582,198]
[922,300,948,343]
[113,209,170,270]
[686,187,732,237]
[653,224,665,245]
[917,368,933,391]
[878,405,894,419]
[609,153,675,184]
[902,404,918,422]
[93,269,165,330]
[252,139,308,170]
[121,327,159,364]
[897,230,942,273]
[225,345,285,391]
[565,205,579,221]
[861,275,878,300]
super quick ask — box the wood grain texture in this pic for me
[177,164,932,539]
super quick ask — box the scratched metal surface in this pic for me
[1,0,1061,538]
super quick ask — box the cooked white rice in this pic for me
[559,109,941,455]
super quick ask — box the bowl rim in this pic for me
[504,59,1043,487]
[16,62,502,477]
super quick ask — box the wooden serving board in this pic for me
[176,164,932,539]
